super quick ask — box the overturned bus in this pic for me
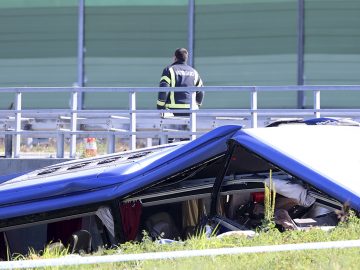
[1,124,359,259]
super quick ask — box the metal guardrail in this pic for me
[1,85,360,158]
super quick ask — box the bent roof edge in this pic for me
[231,126,360,211]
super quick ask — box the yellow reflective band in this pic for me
[198,79,203,87]
[169,91,176,105]
[167,91,189,108]
[165,103,190,109]
[169,67,176,87]
[160,76,171,85]
[157,100,165,106]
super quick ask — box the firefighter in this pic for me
[157,48,204,116]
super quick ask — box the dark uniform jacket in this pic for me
[157,61,204,113]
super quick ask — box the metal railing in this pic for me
[1,85,360,158]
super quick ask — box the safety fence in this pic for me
[1,85,360,158]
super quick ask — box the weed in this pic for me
[12,242,69,261]
[261,169,276,231]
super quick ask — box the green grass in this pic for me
[17,213,360,270]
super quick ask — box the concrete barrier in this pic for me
[0,158,73,177]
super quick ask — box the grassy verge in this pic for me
[17,213,360,270]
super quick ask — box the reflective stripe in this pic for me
[169,67,176,87]
[194,71,203,87]
[194,71,199,85]
[165,103,191,109]
[160,76,171,85]
[168,68,176,105]
[169,91,176,105]
[165,103,199,109]
[157,100,165,106]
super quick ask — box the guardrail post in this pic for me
[14,91,22,158]
[160,134,168,145]
[70,90,78,158]
[56,133,65,158]
[314,90,320,118]
[129,91,136,150]
[107,133,116,154]
[146,138,152,147]
[5,133,12,158]
[190,90,197,140]
[251,88,258,128]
